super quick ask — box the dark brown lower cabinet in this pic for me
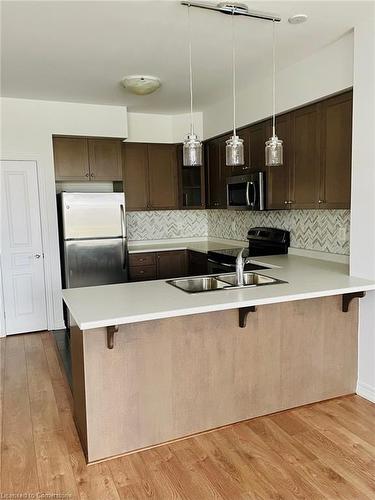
[188,251,208,276]
[129,250,188,281]
[156,250,188,279]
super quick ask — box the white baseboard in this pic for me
[356,382,375,403]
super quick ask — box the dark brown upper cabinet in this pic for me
[88,138,122,181]
[228,128,251,176]
[180,165,206,209]
[205,90,352,211]
[122,143,149,211]
[53,136,123,182]
[289,103,321,209]
[267,114,291,210]
[267,104,321,210]
[206,137,226,208]
[148,144,179,210]
[53,137,90,181]
[123,143,179,211]
[319,91,352,208]
[248,121,269,172]
[176,143,206,210]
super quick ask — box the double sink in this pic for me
[168,272,286,294]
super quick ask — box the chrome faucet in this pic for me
[236,248,252,286]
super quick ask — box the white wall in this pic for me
[171,112,204,143]
[127,111,203,143]
[202,30,354,138]
[350,10,375,402]
[0,98,203,333]
[0,97,128,332]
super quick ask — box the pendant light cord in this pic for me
[272,19,276,137]
[231,10,236,137]
[188,6,194,136]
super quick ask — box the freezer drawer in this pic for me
[64,238,128,288]
[61,192,126,239]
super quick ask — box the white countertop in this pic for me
[62,254,375,330]
[128,238,247,254]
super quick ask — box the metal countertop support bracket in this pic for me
[342,292,366,312]
[107,325,119,349]
[239,306,257,328]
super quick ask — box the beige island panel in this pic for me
[71,295,358,463]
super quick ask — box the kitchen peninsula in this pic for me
[63,253,375,463]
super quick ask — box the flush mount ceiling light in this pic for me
[121,75,161,95]
[288,14,308,24]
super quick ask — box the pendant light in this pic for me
[265,19,283,167]
[183,5,203,167]
[226,9,244,167]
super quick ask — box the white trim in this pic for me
[356,382,375,403]
[0,152,63,332]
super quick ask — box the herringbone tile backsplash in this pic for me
[127,209,350,255]
[127,210,208,240]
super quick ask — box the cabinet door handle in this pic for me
[85,173,89,177]
[90,172,95,178]
[318,199,325,204]
[284,200,288,205]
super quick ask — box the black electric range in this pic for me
[207,227,290,274]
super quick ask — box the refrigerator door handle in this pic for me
[120,204,127,270]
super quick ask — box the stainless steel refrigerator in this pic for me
[58,192,128,289]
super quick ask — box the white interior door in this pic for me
[1,160,47,334]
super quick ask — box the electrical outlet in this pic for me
[338,227,347,243]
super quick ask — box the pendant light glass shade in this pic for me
[183,6,202,167]
[226,11,244,167]
[265,20,283,167]
[183,133,203,166]
[265,135,283,166]
[226,135,244,166]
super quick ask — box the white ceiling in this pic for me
[1,1,361,114]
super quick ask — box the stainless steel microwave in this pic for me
[226,172,265,210]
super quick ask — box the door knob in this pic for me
[34,254,41,259]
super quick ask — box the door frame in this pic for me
[0,153,57,336]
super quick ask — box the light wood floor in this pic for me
[1,332,375,499]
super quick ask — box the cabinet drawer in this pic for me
[129,265,156,281]
[128,252,156,267]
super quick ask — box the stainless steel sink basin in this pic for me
[217,272,283,287]
[167,276,229,293]
[167,272,286,294]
